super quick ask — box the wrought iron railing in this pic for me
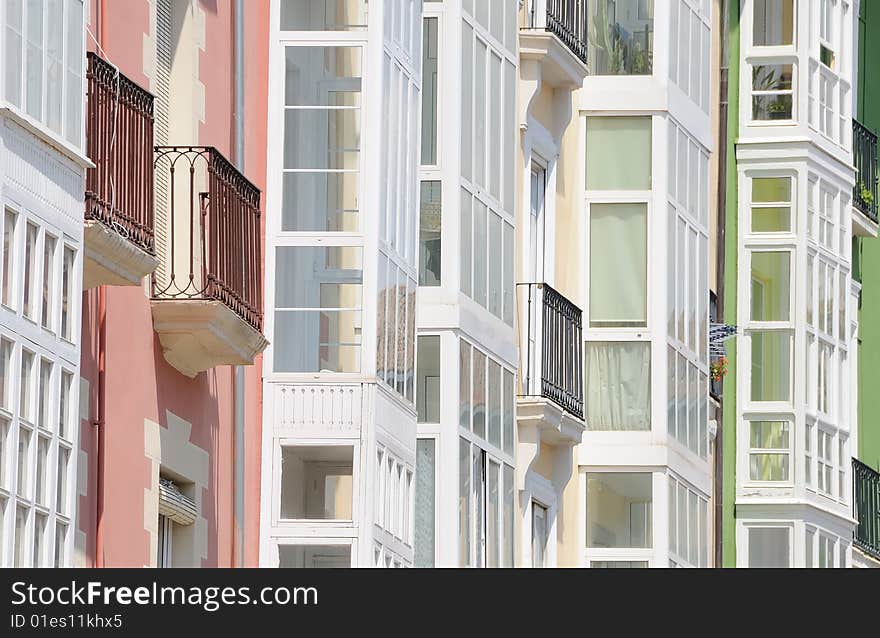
[518,282,584,420]
[153,147,262,332]
[85,52,155,254]
[853,119,878,224]
[523,0,589,65]
[854,458,880,560]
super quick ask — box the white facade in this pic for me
[0,0,86,567]
[260,0,422,568]
[734,0,859,568]
[578,0,715,568]
[412,0,520,568]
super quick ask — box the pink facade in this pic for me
[78,0,269,567]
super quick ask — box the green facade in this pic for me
[856,1,880,472]
[720,0,740,568]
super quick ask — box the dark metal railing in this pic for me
[523,0,589,65]
[853,119,878,224]
[518,282,584,420]
[153,147,262,332]
[85,52,155,254]
[854,458,880,560]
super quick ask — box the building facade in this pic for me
[721,0,869,568]
[0,0,87,567]
[258,0,422,568]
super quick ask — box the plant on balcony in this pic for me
[859,182,875,208]
[709,356,728,382]
[589,2,625,74]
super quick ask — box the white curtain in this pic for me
[585,342,651,431]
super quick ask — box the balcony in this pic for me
[83,53,160,288]
[151,146,268,377]
[520,0,589,88]
[852,119,879,237]
[854,458,880,561]
[517,283,584,449]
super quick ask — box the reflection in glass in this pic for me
[588,0,654,76]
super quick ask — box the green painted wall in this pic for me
[856,1,880,472]
[721,0,740,568]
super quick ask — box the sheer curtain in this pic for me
[585,342,651,430]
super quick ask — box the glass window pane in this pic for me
[749,453,790,481]
[64,0,83,146]
[590,203,648,327]
[280,0,366,30]
[502,369,514,455]
[750,252,791,321]
[753,0,794,46]
[753,177,791,203]
[4,0,23,107]
[275,246,362,309]
[586,117,652,190]
[421,17,438,165]
[25,0,43,120]
[282,172,359,232]
[284,109,360,170]
[460,189,472,296]
[752,207,791,232]
[586,473,653,548]
[752,65,793,120]
[588,0,654,75]
[273,311,361,373]
[459,340,471,430]
[281,446,353,519]
[585,342,651,431]
[473,350,486,439]
[748,527,790,567]
[458,438,470,566]
[0,338,12,410]
[417,336,440,423]
[414,439,435,567]
[2,209,17,308]
[488,360,501,448]
[750,331,792,401]
[419,181,441,286]
[285,46,361,106]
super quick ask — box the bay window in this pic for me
[748,420,790,481]
[751,176,792,233]
[748,526,790,567]
[585,472,652,549]
[588,0,653,76]
[589,203,647,327]
[752,63,794,121]
[4,0,84,146]
[586,117,652,191]
[753,0,794,47]
[585,342,651,431]
[280,0,366,31]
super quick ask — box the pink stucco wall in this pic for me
[80,0,268,567]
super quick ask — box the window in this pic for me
[4,0,84,145]
[586,473,652,548]
[282,46,362,232]
[53,521,67,567]
[157,514,173,568]
[590,203,648,327]
[532,502,547,568]
[750,331,791,402]
[60,246,75,340]
[752,64,793,121]
[56,445,69,515]
[585,342,651,431]
[19,350,34,423]
[819,0,835,69]
[588,0,653,75]
[23,223,38,321]
[414,439,435,568]
[748,421,790,481]
[273,246,363,373]
[459,437,514,567]
[817,429,833,495]
[668,476,710,567]
[280,445,353,520]
[751,177,792,233]
[2,209,17,308]
[40,235,57,331]
[279,545,351,568]
[16,425,31,498]
[418,182,441,286]
[280,0,366,30]
[750,252,791,322]
[0,416,8,489]
[58,370,73,440]
[753,0,794,46]
[747,527,790,567]
[591,560,649,568]
[35,435,49,506]
[416,335,440,423]
[0,338,12,411]
[421,17,438,165]
[586,117,652,191]
[37,359,52,431]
